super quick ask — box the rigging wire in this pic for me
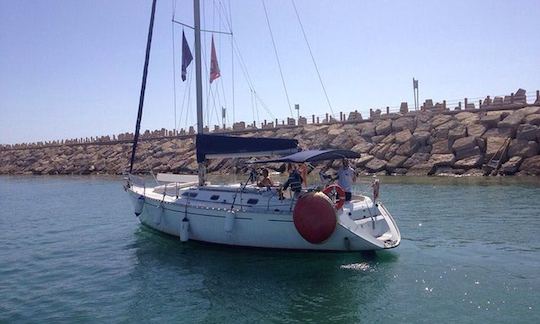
[261,0,294,118]
[186,68,194,130]
[218,0,274,122]
[171,0,178,133]
[250,90,255,124]
[291,0,334,115]
[178,67,193,131]
[217,0,236,125]
[215,1,229,126]
[253,91,275,120]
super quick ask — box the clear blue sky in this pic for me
[1,0,539,144]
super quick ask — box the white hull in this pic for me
[125,182,400,251]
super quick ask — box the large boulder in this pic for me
[448,125,467,141]
[395,129,414,144]
[436,119,460,131]
[356,154,374,167]
[413,130,431,145]
[381,133,396,143]
[328,127,345,137]
[482,127,515,139]
[329,129,361,149]
[417,112,432,123]
[485,136,509,161]
[431,139,452,154]
[479,114,501,129]
[430,115,453,128]
[455,112,479,125]
[524,114,540,126]
[403,153,430,168]
[351,138,374,154]
[395,140,418,156]
[407,163,434,176]
[455,146,482,160]
[371,135,386,143]
[384,143,401,161]
[428,154,456,167]
[375,120,393,136]
[370,143,392,160]
[519,156,540,175]
[500,156,523,175]
[516,124,538,141]
[507,139,538,158]
[415,122,432,132]
[365,158,387,173]
[498,110,527,129]
[430,128,449,143]
[454,155,483,169]
[392,117,415,132]
[517,106,540,116]
[386,155,408,171]
[467,123,486,137]
[417,144,432,153]
[361,123,376,137]
[452,136,477,153]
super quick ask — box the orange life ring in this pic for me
[322,184,346,210]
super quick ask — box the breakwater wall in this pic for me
[2,92,540,176]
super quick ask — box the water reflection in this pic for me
[127,226,398,323]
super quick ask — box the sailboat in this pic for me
[125,0,401,251]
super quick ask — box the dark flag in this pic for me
[209,35,221,83]
[181,30,193,81]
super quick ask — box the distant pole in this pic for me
[294,104,300,121]
[413,78,419,111]
[222,107,226,129]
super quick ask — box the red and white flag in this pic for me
[209,35,221,83]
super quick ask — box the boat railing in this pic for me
[378,201,401,241]
[128,174,146,188]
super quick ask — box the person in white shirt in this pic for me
[337,159,356,201]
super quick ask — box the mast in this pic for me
[194,0,206,185]
[129,0,158,174]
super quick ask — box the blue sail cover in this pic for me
[253,149,360,164]
[196,134,299,162]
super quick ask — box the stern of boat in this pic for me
[375,202,401,249]
[337,196,401,250]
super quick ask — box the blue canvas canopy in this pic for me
[252,149,360,164]
[196,134,299,163]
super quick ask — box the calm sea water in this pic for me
[1,175,539,323]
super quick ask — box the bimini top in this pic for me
[196,134,299,163]
[253,149,360,164]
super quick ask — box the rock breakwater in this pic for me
[2,107,540,176]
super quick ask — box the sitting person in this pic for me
[282,163,303,197]
[257,168,274,188]
[318,163,334,186]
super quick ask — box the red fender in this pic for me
[293,192,337,244]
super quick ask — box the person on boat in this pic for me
[298,163,308,188]
[337,159,356,202]
[257,168,274,188]
[248,167,258,184]
[318,162,333,186]
[282,163,303,198]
